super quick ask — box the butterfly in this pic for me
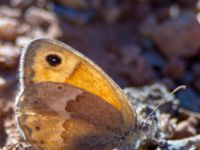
[15,38,137,150]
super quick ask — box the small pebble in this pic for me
[0,17,19,40]
[163,57,186,79]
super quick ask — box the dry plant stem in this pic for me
[160,134,200,148]
[179,108,200,119]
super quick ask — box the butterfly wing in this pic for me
[17,82,129,150]
[16,39,136,150]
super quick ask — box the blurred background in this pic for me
[0,0,200,113]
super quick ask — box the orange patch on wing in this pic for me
[64,61,122,111]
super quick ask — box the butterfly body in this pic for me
[16,39,137,150]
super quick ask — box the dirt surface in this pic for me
[0,0,200,149]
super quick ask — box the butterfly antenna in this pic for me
[171,85,186,94]
[145,85,186,122]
